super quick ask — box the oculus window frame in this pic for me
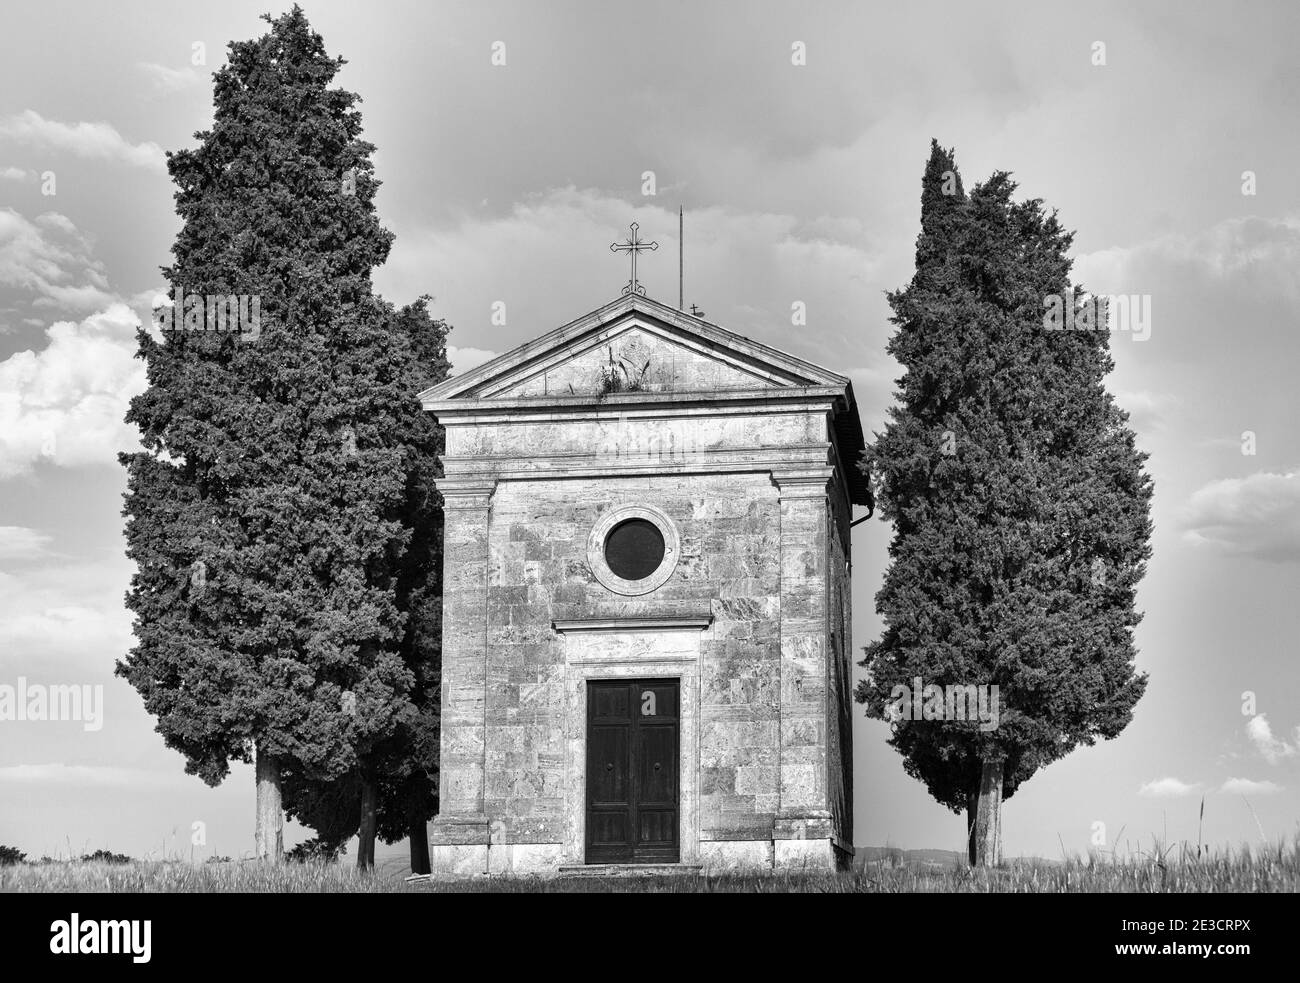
[586,504,679,596]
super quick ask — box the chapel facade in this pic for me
[420,292,868,874]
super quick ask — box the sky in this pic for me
[1,0,1298,863]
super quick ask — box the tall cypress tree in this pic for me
[119,6,440,863]
[373,297,447,874]
[857,141,1153,865]
[278,298,449,871]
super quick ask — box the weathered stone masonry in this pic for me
[421,293,869,874]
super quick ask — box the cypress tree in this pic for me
[119,6,441,864]
[278,298,448,870]
[857,141,1153,865]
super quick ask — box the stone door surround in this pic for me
[553,615,712,866]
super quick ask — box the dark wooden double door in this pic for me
[585,679,680,864]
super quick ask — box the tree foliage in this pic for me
[281,297,449,865]
[118,6,446,861]
[857,140,1154,818]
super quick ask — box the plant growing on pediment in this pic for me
[596,346,653,396]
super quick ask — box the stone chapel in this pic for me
[420,290,869,874]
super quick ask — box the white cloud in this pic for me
[0,208,116,312]
[0,166,29,181]
[0,594,128,654]
[446,345,498,374]
[1074,216,1300,303]
[0,764,186,787]
[0,527,53,561]
[1138,777,1203,797]
[0,110,165,172]
[1068,215,1300,388]
[1114,390,1177,435]
[1219,777,1283,795]
[135,62,203,94]
[1182,470,1300,562]
[0,303,146,478]
[0,557,135,670]
[1245,714,1298,765]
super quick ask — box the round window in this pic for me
[604,518,666,581]
[586,504,679,596]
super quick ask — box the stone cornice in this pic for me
[770,468,834,500]
[424,384,848,419]
[435,477,497,510]
[438,444,835,483]
[552,616,714,634]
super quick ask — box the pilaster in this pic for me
[771,468,834,866]
[429,477,496,873]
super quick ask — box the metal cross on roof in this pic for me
[610,222,658,296]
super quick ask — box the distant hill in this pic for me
[854,847,1064,868]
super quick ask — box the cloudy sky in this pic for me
[2,0,1298,862]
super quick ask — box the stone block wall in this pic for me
[430,398,856,874]
[482,472,785,850]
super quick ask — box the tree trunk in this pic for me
[254,747,283,863]
[357,776,377,870]
[408,818,430,875]
[965,789,978,866]
[972,757,1004,868]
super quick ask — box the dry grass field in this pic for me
[3,839,1298,893]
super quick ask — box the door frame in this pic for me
[555,616,709,866]
[584,677,681,864]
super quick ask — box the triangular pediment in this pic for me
[420,294,848,403]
